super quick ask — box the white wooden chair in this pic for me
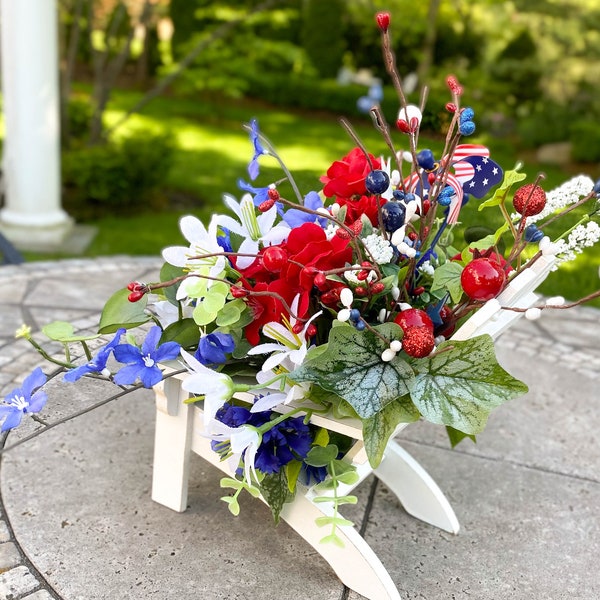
[151,255,555,600]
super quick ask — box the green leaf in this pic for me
[221,496,240,516]
[98,289,150,334]
[304,444,338,467]
[290,323,414,419]
[430,261,464,304]
[363,396,421,468]
[285,460,302,494]
[259,470,292,525]
[315,515,354,527]
[320,533,345,547]
[42,321,99,343]
[446,426,477,448]
[478,168,527,211]
[160,262,185,305]
[159,318,199,349]
[409,335,528,434]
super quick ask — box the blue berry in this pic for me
[393,189,406,201]
[365,170,390,195]
[460,107,475,123]
[404,193,416,203]
[459,121,476,136]
[438,186,455,206]
[381,202,406,232]
[354,320,366,331]
[524,224,544,243]
[593,178,600,195]
[349,308,361,322]
[417,149,436,171]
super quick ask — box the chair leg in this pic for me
[374,440,460,534]
[151,377,194,512]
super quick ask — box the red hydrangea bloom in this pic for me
[321,148,381,198]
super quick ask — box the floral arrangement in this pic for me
[4,11,600,543]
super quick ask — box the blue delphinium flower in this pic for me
[213,403,312,475]
[194,332,235,366]
[237,178,270,206]
[247,118,266,181]
[254,415,312,475]
[113,326,180,388]
[281,191,328,229]
[0,367,48,432]
[63,328,125,382]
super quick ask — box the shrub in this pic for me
[570,120,600,163]
[62,131,176,220]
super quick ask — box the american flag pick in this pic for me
[454,155,503,199]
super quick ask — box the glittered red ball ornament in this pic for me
[513,183,547,217]
[402,325,435,358]
[461,257,506,301]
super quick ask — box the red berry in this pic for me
[355,286,367,296]
[313,272,328,291]
[461,257,506,301]
[267,188,280,201]
[513,184,546,217]
[435,305,456,338]
[375,12,390,32]
[394,308,434,332]
[258,197,276,212]
[292,323,304,334]
[230,285,247,298]
[306,324,317,337]
[261,246,288,273]
[402,326,435,358]
[127,290,145,302]
[357,270,369,281]
[446,102,457,113]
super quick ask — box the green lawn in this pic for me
[25,88,600,306]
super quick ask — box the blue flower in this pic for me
[63,328,125,382]
[254,416,312,475]
[237,178,270,206]
[282,191,328,229]
[247,118,266,181]
[0,367,48,432]
[194,332,235,366]
[113,326,181,388]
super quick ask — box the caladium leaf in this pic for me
[290,323,414,419]
[259,470,292,525]
[409,334,528,434]
[362,395,420,468]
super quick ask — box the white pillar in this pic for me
[0,0,73,251]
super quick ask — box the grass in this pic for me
[23,86,600,306]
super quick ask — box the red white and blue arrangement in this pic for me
[5,11,600,538]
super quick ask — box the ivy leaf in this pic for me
[42,321,99,343]
[409,335,528,434]
[362,396,421,468]
[304,444,338,467]
[259,470,292,525]
[446,426,477,448]
[98,288,150,334]
[290,323,414,419]
[430,261,464,304]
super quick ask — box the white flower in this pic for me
[151,301,194,328]
[208,420,260,484]
[418,260,435,276]
[362,233,394,264]
[214,193,290,269]
[250,382,308,413]
[162,216,226,299]
[555,221,600,264]
[179,349,236,424]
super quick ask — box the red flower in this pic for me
[335,194,384,226]
[281,223,353,317]
[241,278,295,346]
[321,148,381,199]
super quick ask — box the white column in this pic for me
[0,0,73,250]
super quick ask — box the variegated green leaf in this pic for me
[409,335,528,434]
[290,323,414,419]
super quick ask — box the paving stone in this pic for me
[0,566,39,599]
[0,521,10,543]
[0,541,21,570]
[22,591,55,600]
